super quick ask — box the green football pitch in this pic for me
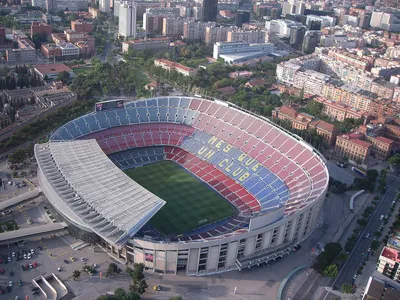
[124,161,237,236]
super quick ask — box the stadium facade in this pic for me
[35,97,328,276]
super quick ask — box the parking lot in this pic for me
[0,235,114,299]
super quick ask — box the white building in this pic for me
[306,15,336,28]
[370,11,400,32]
[265,19,303,38]
[31,0,46,9]
[114,0,121,17]
[58,42,80,58]
[99,0,110,13]
[213,41,275,64]
[119,1,137,38]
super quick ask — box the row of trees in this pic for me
[0,98,97,151]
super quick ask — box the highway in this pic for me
[323,175,400,299]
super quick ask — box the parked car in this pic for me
[2,209,12,215]
[70,257,75,262]
[0,269,4,274]
[8,281,12,287]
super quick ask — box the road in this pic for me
[325,161,355,185]
[323,175,400,299]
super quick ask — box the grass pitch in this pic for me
[124,161,237,236]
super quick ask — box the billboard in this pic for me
[95,100,124,112]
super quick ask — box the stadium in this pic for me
[35,96,328,276]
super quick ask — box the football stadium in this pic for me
[35,97,328,276]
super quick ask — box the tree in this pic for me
[106,263,121,277]
[168,297,182,300]
[342,283,353,294]
[56,70,71,84]
[8,148,29,164]
[307,99,323,116]
[126,263,147,295]
[389,153,400,174]
[323,264,338,277]
[338,252,348,261]
[129,279,148,295]
[371,240,380,251]
[73,270,81,280]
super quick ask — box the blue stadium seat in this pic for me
[74,118,91,135]
[158,98,169,107]
[106,111,120,127]
[84,115,101,132]
[179,97,191,108]
[146,98,158,107]
[95,113,110,129]
[169,97,180,107]
[116,109,129,125]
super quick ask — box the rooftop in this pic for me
[34,64,72,75]
[35,140,166,245]
[381,246,400,262]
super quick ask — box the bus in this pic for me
[351,167,367,177]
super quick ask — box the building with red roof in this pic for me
[273,105,339,145]
[154,59,197,77]
[366,135,394,160]
[335,132,372,164]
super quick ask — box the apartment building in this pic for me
[122,38,170,53]
[154,59,197,77]
[71,20,93,33]
[183,20,207,41]
[143,8,180,33]
[335,132,372,164]
[162,17,184,37]
[370,79,396,100]
[30,22,52,38]
[293,69,330,96]
[119,1,137,38]
[205,25,229,45]
[226,28,266,44]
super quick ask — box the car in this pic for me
[12,252,15,257]
[2,209,12,215]
[29,264,33,269]
[63,259,69,264]
[25,264,29,270]
[80,257,85,262]
[70,257,75,262]
[32,290,39,295]
[38,246,43,250]
[0,259,3,264]
[7,257,11,262]
[30,249,35,255]
[31,287,39,292]
[58,267,61,272]
[27,254,31,259]
[380,215,384,221]
[20,265,25,271]
[8,281,12,287]
[0,269,4,274]
[353,274,357,281]
[18,280,22,286]
[33,262,37,268]
[27,218,32,225]
[337,162,347,168]
[23,254,27,260]
[393,200,396,205]
[0,289,4,294]
[366,233,370,239]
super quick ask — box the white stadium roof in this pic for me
[35,140,165,245]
